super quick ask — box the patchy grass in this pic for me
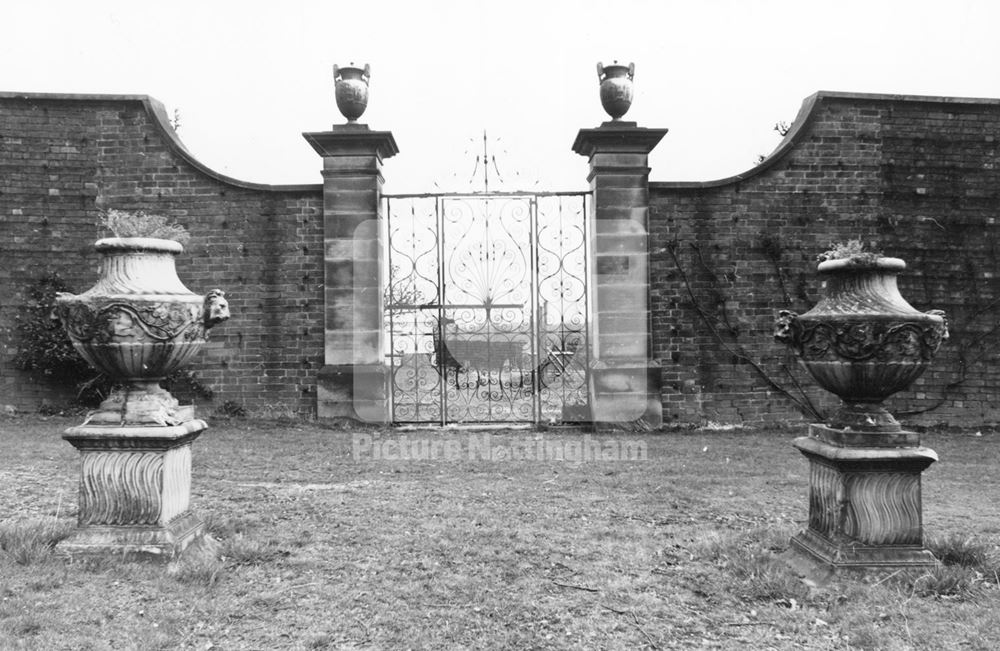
[168,536,224,587]
[0,415,998,649]
[927,533,999,572]
[0,516,72,565]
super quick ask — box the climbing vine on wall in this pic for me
[664,239,826,422]
[10,272,214,407]
[897,270,1000,418]
[10,272,93,382]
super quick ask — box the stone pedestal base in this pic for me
[317,363,389,424]
[58,511,205,560]
[82,381,193,427]
[791,428,938,570]
[59,419,208,560]
[589,360,662,429]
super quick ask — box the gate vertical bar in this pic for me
[483,197,493,422]
[582,192,592,412]
[436,196,447,426]
[530,195,540,424]
[385,196,395,419]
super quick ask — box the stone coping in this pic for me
[0,91,321,194]
[651,90,1000,191]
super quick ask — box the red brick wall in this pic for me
[0,93,324,415]
[651,92,1000,428]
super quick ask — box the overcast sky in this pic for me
[5,0,999,193]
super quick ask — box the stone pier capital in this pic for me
[303,124,399,161]
[571,122,668,159]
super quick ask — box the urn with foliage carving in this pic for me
[775,256,947,433]
[54,237,229,426]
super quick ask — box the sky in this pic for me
[4,0,1000,194]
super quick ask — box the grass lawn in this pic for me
[0,415,998,650]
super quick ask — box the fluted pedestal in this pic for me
[791,426,937,569]
[58,419,207,560]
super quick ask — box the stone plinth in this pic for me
[790,426,938,569]
[573,122,667,428]
[304,124,397,423]
[58,419,207,560]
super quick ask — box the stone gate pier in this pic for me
[573,122,666,429]
[304,123,397,423]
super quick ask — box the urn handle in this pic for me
[596,61,636,81]
[774,310,798,344]
[203,289,230,329]
[51,291,75,326]
[925,309,949,341]
[333,63,371,82]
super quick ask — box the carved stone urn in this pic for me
[52,235,229,559]
[54,237,229,426]
[333,63,370,122]
[775,254,945,569]
[775,256,947,443]
[597,61,635,120]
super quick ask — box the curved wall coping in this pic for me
[650,90,1000,192]
[0,91,322,194]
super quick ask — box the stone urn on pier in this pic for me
[775,247,947,569]
[597,60,635,121]
[333,63,370,123]
[53,230,229,558]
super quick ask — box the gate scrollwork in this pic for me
[385,192,591,424]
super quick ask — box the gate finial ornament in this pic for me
[596,60,635,121]
[333,62,371,123]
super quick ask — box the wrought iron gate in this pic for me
[384,192,590,424]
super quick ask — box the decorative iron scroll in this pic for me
[384,192,590,424]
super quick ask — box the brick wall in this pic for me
[650,92,1000,428]
[4,90,1000,427]
[0,93,324,415]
